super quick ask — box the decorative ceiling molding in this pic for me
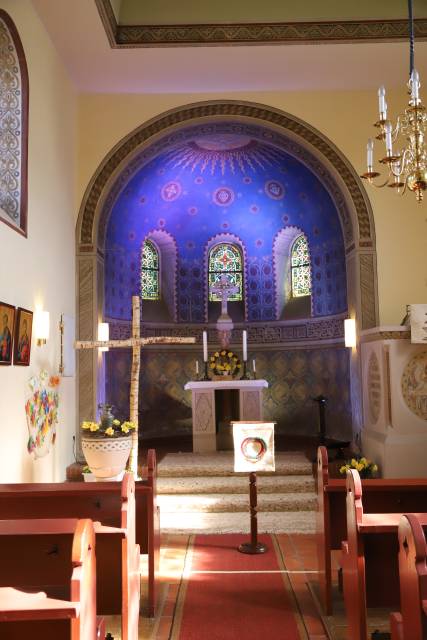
[95,0,427,48]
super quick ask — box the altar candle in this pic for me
[196,360,199,375]
[252,358,256,373]
[243,330,247,362]
[202,331,208,362]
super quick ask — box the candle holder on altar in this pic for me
[240,360,250,380]
[201,360,210,381]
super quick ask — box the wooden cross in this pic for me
[210,274,239,318]
[75,295,195,476]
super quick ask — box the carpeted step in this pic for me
[157,451,312,477]
[157,474,315,495]
[158,491,316,513]
[159,510,316,535]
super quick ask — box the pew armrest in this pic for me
[390,611,403,640]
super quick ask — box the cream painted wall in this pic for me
[0,0,77,482]
[77,89,427,326]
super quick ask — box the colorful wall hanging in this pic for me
[25,370,60,458]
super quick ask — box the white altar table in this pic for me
[184,379,268,452]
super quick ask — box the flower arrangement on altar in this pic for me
[209,350,242,378]
[339,456,378,479]
[25,370,60,458]
[81,403,135,439]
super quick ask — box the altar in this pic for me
[184,379,268,452]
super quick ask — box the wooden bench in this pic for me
[316,446,427,614]
[0,518,105,639]
[136,448,160,617]
[390,514,427,640]
[0,473,140,640]
[342,468,427,640]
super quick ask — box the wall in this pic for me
[0,0,77,482]
[77,90,427,326]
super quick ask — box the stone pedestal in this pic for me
[184,380,268,453]
[360,326,427,478]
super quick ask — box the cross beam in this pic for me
[75,296,196,476]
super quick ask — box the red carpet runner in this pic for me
[172,534,304,640]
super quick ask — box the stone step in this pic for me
[157,451,312,477]
[159,510,316,535]
[157,474,315,495]
[157,491,317,513]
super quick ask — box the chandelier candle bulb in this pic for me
[243,330,247,362]
[378,85,387,119]
[367,139,374,170]
[202,331,208,362]
[411,69,420,102]
[384,122,393,154]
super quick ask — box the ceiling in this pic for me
[31,0,427,94]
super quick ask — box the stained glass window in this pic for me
[209,243,243,301]
[291,235,311,297]
[141,239,160,300]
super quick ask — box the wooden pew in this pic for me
[390,514,427,640]
[316,446,427,614]
[136,448,160,617]
[342,469,427,640]
[0,518,104,640]
[0,473,140,640]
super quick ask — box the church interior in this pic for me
[1,1,427,638]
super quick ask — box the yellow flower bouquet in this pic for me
[209,349,242,378]
[339,456,378,479]
[81,404,135,439]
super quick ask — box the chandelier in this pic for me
[361,0,426,203]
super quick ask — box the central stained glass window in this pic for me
[291,235,311,297]
[141,239,160,300]
[209,243,243,301]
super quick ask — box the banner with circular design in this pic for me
[232,421,275,472]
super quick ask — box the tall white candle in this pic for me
[196,360,199,375]
[242,330,247,362]
[411,69,420,102]
[384,121,393,154]
[202,331,208,362]
[252,358,256,373]
[367,139,374,170]
[378,85,386,118]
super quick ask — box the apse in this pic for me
[104,123,347,324]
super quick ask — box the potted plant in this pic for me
[339,456,379,479]
[81,404,136,481]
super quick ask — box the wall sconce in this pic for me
[98,322,109,352]
[344,318,357,348]
[34,310,50,346]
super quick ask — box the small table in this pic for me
[184,379,268,452]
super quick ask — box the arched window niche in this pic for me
[140,230,177,322]
[0,11,29,236]
[273,227,312,320]
[205,234,246,323]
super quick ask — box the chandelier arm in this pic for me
[369,176,392,189]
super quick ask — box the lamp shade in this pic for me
[98,322,109,352]
[34,310,50,344]
[344,318,356,348]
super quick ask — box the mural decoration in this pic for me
[25,370,60,458]
[105,127,347,323]
[401,351,427,420]
[367,351,381,424]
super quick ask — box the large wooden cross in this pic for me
[75,295,195,476]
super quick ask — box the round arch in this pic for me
[76,99,378,443]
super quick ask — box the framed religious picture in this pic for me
[13,307,32,366]
[0,302,15,365]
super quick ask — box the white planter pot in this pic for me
[81,436,132,481]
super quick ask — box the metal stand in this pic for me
[201,360,210,381]
[238,472,267,554]
[240,360,250,380]
[313,394,327,445]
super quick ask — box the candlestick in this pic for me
[242,330,247,362]
[252,358,256,373]
[196,360,199,376]
[202,331,208,362]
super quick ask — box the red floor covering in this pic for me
[175,534,303,640]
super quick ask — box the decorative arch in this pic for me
[0,10,29,236]
[76,99,378,445]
